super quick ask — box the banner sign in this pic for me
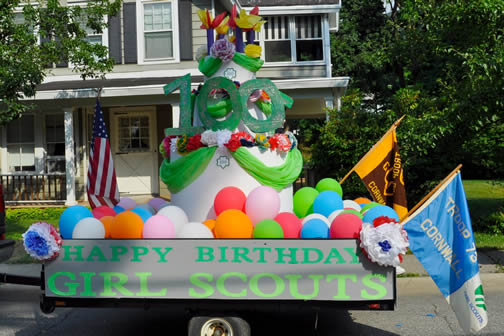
[44,239,395,301]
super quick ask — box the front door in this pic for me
[111,108,158,195]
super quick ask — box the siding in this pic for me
[191,0,212,59]
[257,65,327,79]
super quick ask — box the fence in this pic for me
[0,174,66,204]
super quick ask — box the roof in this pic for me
[238,0,340,6]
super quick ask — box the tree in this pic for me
[0,0,121,124]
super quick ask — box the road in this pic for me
[0,274,503,336]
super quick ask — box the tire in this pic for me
[188,316,250,336]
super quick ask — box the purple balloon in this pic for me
[148,198,167,212]
[143,215,175,238]
[118,197,137,210]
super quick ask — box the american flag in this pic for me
[87,99,120,208]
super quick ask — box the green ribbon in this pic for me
[231,147,304,191]
[232,53,264,72]
[160,147,217,194]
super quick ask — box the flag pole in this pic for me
[339,115,406,184]
[400,164,462,223]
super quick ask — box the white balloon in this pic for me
[343,200,361,212]
[157,205,188,234]
[327,210,344,225]
[72,217,105,239]
[302,213,330,227]
[177,222,214,238]
[136,203,155,215]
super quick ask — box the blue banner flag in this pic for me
[402,171,487,334]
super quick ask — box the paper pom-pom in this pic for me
[216,129,232,148]
[360,220,408,267]
[23,222,62,261]
[186,134,204,152]
[245,44,262,58]
[210,38,236,62]
[201,130,218,147]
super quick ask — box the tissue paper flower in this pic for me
[23,222,62,260]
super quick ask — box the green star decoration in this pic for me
[216,155,230,169]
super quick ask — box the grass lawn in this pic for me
[5,218,59,241]
[463,180,504,221]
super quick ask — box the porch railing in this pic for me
[293,165,317,193]
[0,174,66,204]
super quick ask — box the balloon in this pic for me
[274,212,302,238]
[343,200,361,212]
[202,219,216,232]
[148,198,168,211]
[300,219,329,238]
[72,217,105,239]
[312,190,343,218]
[214,186,247,216]
[253,219,284,238]
[111,211,144,238]
[92,205,116,219]
[135,203,156,215]
[330,212,363,238]
[327,210,343,225]
[315,178,343,197]
[341,209,363,218]
[113,205,125,214]
[215,209,253,238]
[131,207,153,223]
[302,213,330,227]
[354,197,371,205]
[157,206,189,234]
[362,205,399,224]
[143,215,175,238]
[360,202,381,214]
[177,222,214,238]
[59,205,93,239]
[99,216,114,238]
[117,197,137,210]
[293,187,319,218]
[245,186,280,225]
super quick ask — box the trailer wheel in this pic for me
[188,316,250,336]
[40,300,55,314]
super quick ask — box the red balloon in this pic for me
[330,212,363,238]
[274,212,302,238]
[92,206,116,219]
[214,187,247,216]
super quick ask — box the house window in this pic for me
[263,15,324,64]
[6,115,35,172]
[45,114,65,173]
[137,0,179,63]
[117,116,150,153]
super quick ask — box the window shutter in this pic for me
[108,13,121,64]
[123,3,138,64]
[178,0,193,60]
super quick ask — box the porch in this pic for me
[0,174,66,204]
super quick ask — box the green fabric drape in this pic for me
[231,147,303,191]
[232,53,264,73]
[160,147,217,193]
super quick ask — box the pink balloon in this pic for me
[92,206,116,219]
[245,186,280,226]
[274,212,302,238]
[118,197,137,210]
[330,212,363,238]
[142,215,175,238]
[148,198,167,211]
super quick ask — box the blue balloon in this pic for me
[135,203,155,215]
[312,190,343,218]
[59,205,93,239]
[300,219,329,238]
[131,207,152,223]
[362,205,399,224]
[113,205,125,214]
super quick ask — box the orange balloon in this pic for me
[354,197,371,205]
[111,211,144,238]
[203,219,216,233]
[215,209,253,238]
[100,216,115,238]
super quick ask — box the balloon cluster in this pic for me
[292,178,400,239]
[58,197,212,239]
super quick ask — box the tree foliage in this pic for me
[315,0,504,204]
[0,0,121,124]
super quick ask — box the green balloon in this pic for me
[293,187,319,218]
[315,178,343,197]
[253,219,284,238]
[360,202,381,214]
[341,209,363,218]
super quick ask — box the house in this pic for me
[0,0,348,205]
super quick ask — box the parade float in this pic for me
[8,7,410,336]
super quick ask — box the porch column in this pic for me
[324,97,335,121]
[172,102,180,128]
[64,108,77,206]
